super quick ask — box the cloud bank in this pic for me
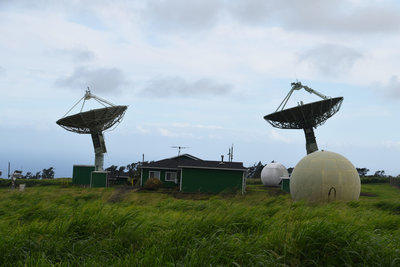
[4,0,400,36]
[142,0,400,35]
[298,44,363,77]
[55,66,129,93]
[142,76,233,98]
[374,75,400,99]
[55,47,96,63]
[143,0,223,32]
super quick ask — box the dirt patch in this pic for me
[360,192,378,197]
[108,186,138,203]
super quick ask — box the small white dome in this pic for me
[261,162,289,186]
[290,150,360,202]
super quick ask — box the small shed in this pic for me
[72,165,95,185]
[72,165,109,187]
[91,171,108,187]
[140,154,247,194]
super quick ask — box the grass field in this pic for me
[1,183,400,266]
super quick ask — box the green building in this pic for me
[91,171,108,187]
[72,165,95,185]
[140,154,247,194]
[72,165,108,188]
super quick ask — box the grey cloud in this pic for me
[375,76,400,99]
[142,0,400,34]
[338,6,400,34]
[298,44,362,77]
[142,76,233,98]
[54,48,95,63]
[229,0,400,34]
[289,3,400,34]
[72,49,95,62]
[226,0,274,25]
[143,0,223,32]
[56,66,128,93]
[5,0,400,35]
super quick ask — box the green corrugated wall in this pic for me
[181,168,244,193]
[72,165,95,185]
[91,172,108,187]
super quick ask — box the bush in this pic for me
[144,178,162,190]
[361,176,389,184]
[0,178,72,188]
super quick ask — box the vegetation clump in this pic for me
[143,178,162,190]
[0,178,71,188]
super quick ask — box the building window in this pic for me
[149,171,160,179]
[165,172,177,182]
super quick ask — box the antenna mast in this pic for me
[171,146,188,156]
[227,144,234,162]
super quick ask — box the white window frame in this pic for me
[149,171,160,180]
[165,171,177,182]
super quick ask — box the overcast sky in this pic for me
[1,0,400,177]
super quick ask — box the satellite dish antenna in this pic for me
[56,88,128,171]
[171,146,189,156]
[264,81,343,154]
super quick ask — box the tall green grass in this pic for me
[0,184,399,265]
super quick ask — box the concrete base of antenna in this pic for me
[290,150,360,203]
[95,153,104,171]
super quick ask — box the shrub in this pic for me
[144,178,162,190]
[0,178,72,188]
[361,177,389,184]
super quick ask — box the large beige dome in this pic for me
[261,162,289,186]
[290,151,360,202]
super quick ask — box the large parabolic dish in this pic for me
[264,97,343,129]
[264,82,343,154]
[57,90,127,171]
[57,106,127,134]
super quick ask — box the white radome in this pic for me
[261,162,289,186]
[290,150,361,202]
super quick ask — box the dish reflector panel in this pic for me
[56,105,127,134]
[264,97,343,129]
